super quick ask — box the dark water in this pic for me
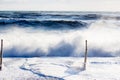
[0,11,102,29]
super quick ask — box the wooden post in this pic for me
[0,39,3,71]
[83,40,88,70]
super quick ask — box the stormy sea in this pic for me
[0,11,120,57]
[1,11,120,80]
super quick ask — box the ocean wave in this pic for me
[1,19,120,57]
[1,11,120,21]
[0,19,87,29]
[0,11,101,20]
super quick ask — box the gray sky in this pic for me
[0,0,120,11]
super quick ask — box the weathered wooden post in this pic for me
[83,40,88,70]
[0,39,3,71]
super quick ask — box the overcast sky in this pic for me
[0,0,120,11]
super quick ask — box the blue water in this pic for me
[0,11,101,29]
[0,11,120,57]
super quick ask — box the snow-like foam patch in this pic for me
[65,61,85,74]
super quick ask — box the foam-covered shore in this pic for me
[0,57,120,80]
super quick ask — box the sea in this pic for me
[0,11,120,57]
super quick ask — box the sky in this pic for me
[0,0,120,11]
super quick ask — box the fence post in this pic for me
[83,40,88,70]
[0,39,3,71]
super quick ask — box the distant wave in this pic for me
[0,11,101,20]
[0,11,102,30]
[0,19,87,29]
